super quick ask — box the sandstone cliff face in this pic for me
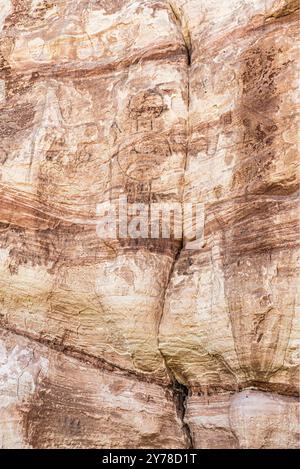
[0,0,299,449]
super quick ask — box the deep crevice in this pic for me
[156,241,195,448]
[156,0,194,448]
[168,1,192,66]
[172,379,194,448]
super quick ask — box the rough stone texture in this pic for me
[186,391,299,449]
[0,0,299,448]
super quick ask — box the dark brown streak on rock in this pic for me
[221,36,296,384]
[0,324,170,387]
[3,42,187,83]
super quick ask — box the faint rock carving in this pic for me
[128,90,164,132]
[117,136,171,183]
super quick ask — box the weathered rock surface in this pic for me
[0,0,299,448]
[0,329,187,448]
[186,391,299,449]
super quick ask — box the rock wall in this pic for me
[0,0,299,448]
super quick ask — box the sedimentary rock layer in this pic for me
[0,0,299,448]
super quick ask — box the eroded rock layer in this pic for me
[0,0,299,448]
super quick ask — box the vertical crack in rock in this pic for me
[157,244,194,448]
[157,240,182,378]
[0,0,298,450]
[167,0,192,241]
[172,379,194,448]
[168,1,192,65]
[156,2,193,447]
